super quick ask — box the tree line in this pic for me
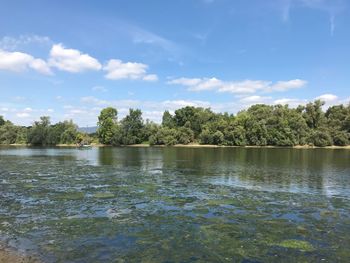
[0,100,349,147]
[0,116,91,146]
[96,100,350,147]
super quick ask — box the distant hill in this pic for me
[78,126,98,134]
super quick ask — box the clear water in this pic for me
[0,147,350,262]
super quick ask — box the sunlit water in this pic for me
[0,147,350,262]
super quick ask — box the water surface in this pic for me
[0,147,350,262]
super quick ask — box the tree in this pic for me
[223,124,247,146]
[176,127,194,144]
[0,122,18,144]
[302,100,326,129]
[199,129,213,144]
[174,106,215,138]
[308,129,333,147]
[27,116,51,145]
[332,131,349,146]
[149,127,177,146]
[97,107,118,144]
[0,116,5,126]
[212,131,224,145]
[162,111,175,128]
[120,109,144,144]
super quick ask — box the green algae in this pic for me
[276,239,314,251]
[52,192,85,200]
[92,192,115,199]
[320,210,339,218]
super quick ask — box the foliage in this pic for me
[119,109,144,145]
[1,101,349,147]
[97,107,118,144]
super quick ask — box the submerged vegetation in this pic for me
[1,100,349,147]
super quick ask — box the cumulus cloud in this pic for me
[0,49,52,75]
[273,98,308,108]
[49,44,102,73]
[315,93,338,102]
[29,58,53,75]
[218,80,271,94]
[0,41,159,80]
[268,79,307,92]
[168,77,202,86]
[168,77,306,94]
[103,59,158,81]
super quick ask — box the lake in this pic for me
[0,147,350,262]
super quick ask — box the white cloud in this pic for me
[315,93,338,102]
[168,77,306,94]
[29,58,52,75]
[218,80,271,94]
[274,98,308,107]
[16,112,30,118]
[160,100,211,109]
[268,79,307,92]
[49,44,101,73]
[240,95,272,103]
[92,86,108,92]
[0,35,51,51]
[0,49,52,75]
[193,78,223,91]
[103,59,158,81]
[167,77,202,86]
[143,74,158,81]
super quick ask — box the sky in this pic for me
[0,0,349,126]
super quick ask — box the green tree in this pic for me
[176,127,194,144]
[120,109,144,145]
[302,100,326,129]
[308,128,333,147]
[149,127,177,146]
[162,111,175,128]
[0,116,5,126]
[0,122,18,144]
[27,116,51,145]
[97,107,118,144]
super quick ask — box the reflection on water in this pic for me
[0,146,350,262]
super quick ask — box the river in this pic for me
[0,147,349,262]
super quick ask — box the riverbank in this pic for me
[1,143,350,149]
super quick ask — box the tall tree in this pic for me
[162,111,175,128]
[120,109,144,144]
[97,107,118,144]
[0,116,5,126]
[27,116,51,145]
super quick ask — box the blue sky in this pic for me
[0,0,349,126]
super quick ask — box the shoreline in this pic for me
[1,143,350,149]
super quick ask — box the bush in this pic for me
[332,131,349,146]
[199,129,213,144]
[212,131,224,145]
[308,129,333,147]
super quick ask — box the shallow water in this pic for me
[0,146,350,262]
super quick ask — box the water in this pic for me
[0,146,349,262]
